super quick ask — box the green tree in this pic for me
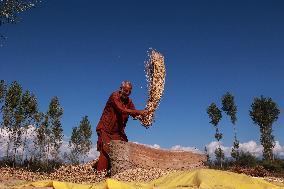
[221,92,239,161]
[78,116,92,160]
[207,103,224,168]
[0,80,6,128]
[214,147,225,167]
[237,151,257,168]
[0,80,6,105]
[0,80,7,151]
[250,96,280,161]
[68,126,81,164]
[48,96,63,160]
[68,116,92,164]
[20,90,38,161]
[34,112,45,159]
[0,0,40,45]
[2,81,23,162]
[204,146,211,166]
[21,91,38,125]
[1,81,39,163]
[34,112,51,166]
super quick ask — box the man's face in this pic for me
[120,84,132,99]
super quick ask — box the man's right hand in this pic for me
[130,109,149,116]
[140,109,149,116]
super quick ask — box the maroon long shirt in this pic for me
[96,91,136,152]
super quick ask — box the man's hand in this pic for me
[129,109,149,117]
[140,109,149,116]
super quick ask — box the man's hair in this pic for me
[120,80,132,88]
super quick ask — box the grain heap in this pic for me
[112,167,177,182]
[47,160,107,183]
[0,160,107,184]
[137,49,166,127]
[0,160,176,184]
[1,164,284,185]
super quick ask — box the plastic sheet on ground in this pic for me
[16,168,284,189]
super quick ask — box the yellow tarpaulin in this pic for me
[16,169,284,189]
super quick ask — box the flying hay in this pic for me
[137,49,166,127]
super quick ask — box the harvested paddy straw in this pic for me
[137,49,166,127]
[0,161,176,184]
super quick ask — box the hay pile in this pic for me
[0,160,175,184]
[0,160,107,184]
[1,162,284,185]
[138,49,166,127]
[112,167,176,182]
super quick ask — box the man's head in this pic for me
[119,81,132,99]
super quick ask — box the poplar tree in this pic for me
[20,90,38,161]
[0,80,7,152]
[250,96,280,161]
[68,116,92,164]
[0,81,39,163]
[221,92,239,161]
[0,80,6,126]
[79,116,92,160]
[3,81,23,162]
[204,146,211,166]
[207,103,224,168]
[0,80,6,104]
[68,126,81,164]
[48,96,63,160]
[34,112,51,165]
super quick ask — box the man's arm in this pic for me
[112,94,147,116]
[128,100,140,118]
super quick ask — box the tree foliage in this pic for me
[68,116,92,164]
[0,0,40,45]
[250,95,280,161]
[231,139,240,160]
[3,81,23,161]
[0,0,39,25]
[214,147,225,167]
[0,81,38,163]
[204,146,211,166]
[0,80,6,104]
[0,80,96,171]
[207,102,224,168]
[221,92,239,161]
[207,103,222,127]
[237,151,258,168]
[221,92,237,124]
[48,96,63,160]
[34,112,50,163]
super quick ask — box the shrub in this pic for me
[261,159,284,173]
[235,151,258,168]
[0,158,63,173]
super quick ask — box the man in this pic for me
[96,81,147,172]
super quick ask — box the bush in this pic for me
[0,158,63,173]
[235,151,258,168]
[261,159,284,173]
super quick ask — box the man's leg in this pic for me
[96,130,109,172]
[97,149,109,171]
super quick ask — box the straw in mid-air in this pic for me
[137,49,166,127]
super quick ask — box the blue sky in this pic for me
[1,0,284,152]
